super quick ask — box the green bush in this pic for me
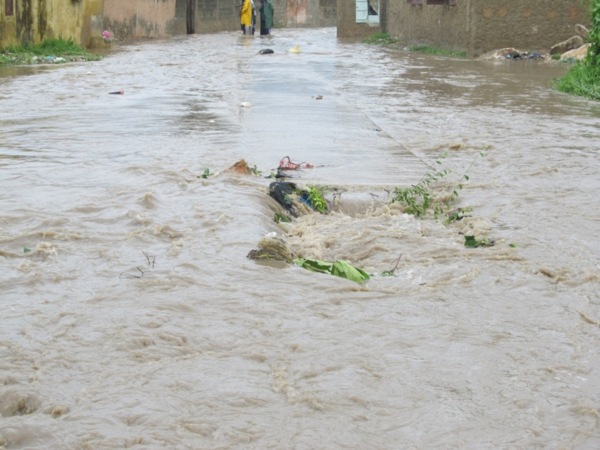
[555,62,600,100]
[586,0,600,67]
[556,0,600,100]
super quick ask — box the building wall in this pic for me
[196,0,239,33]
[0,0,103,48]
[471,0,592,56]
[103,0,334,42]
[337,0,381,39]
[318,0,337,26]
[1,0,336,49]
[285,0,336,27]
[383,0,592,57]
[0,0,18,46]
[103,0,178,41]
[384,0,472,54]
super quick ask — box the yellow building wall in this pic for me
[0,0,103,49]
[0,6,17,47]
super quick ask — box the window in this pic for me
[356,0,380,24]
[6,0,14,16]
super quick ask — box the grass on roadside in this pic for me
[408,45,467,58]
[555,0,600,101]
[0,38,102,66]
[363,33,467,58]
[554,62,600,101]
[363,32,399,46]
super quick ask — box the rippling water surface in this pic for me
[1,28,599,449]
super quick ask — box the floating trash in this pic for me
[278,156,313,170]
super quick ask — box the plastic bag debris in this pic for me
[269,181,326,216]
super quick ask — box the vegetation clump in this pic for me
[464,235,495,248]
[0,38,101,66]
[363,32,399,46]
[392,156,453,219]
[363,33,466,57]
[408,45,467,58]
[392,151,483,221]
[305,185,328,213]
[555,0,600,100]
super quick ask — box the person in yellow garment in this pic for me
[240,0,253,35]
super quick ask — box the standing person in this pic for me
[240,0,252,35]
[259,0,274,36]
[251,0,257,34]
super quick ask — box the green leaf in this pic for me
[294,258,333,274]
[331,260,370,282]
[274,212,291,223]
[294,258,369,282]
[464,236,480,248]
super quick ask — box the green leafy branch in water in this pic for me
[392,153,450,218]
[392,150,485,221]
[381,254,402,277]
[442,150,486,220]
[444,207,473,224]
[274,212,291,223]
[306,185,327,213]
[464,235,495,248]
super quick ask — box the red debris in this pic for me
[278,156,314,170]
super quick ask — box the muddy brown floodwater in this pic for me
[1,27,599,449]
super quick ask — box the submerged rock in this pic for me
[226,159,253,175]
[560,44,590,61]
[575,24,589,39]
[550,36,585,55]
[247,236,295,262]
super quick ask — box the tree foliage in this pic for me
[587,0,600,67]
[555,0,600,100]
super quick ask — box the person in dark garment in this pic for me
[259,0,274,35]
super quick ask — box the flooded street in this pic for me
[1,27,599,449]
